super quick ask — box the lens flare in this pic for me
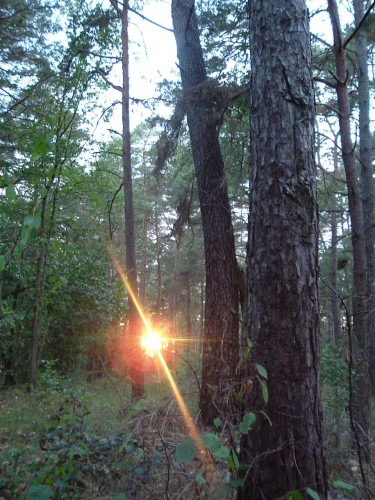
[109,248,213,469]
[141,330,162,357]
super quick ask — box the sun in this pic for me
[141,330,163,357]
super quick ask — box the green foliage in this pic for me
[331,478,355,494]
[239,412,256,434]
[26,485,53,499]
[175,437,197,464]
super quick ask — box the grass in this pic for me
[0,357,215,499]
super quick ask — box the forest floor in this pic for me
[0,359,374,499]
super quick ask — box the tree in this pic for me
[109,0,144,399]
[326,0,371,464]
[353,0,375,395]
[171,0,241,425]
[240,1,326,498]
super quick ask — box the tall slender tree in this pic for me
[353,0,375,395]
[110,0,144,399]
[171,0,241,425]
[327,0,370,462]
[240,1,326,497]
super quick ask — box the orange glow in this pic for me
[156,349,211,464]
[109,249,212,468]
[141,330,163,357]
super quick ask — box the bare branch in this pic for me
[344,0,375,48]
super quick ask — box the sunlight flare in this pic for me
[109,248,211,466]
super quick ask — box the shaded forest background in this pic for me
[0,0,374,498]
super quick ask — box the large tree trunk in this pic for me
[172,0,240,425]
[353,0,375,395]
[240,1,326,498]
[327,0,370,459]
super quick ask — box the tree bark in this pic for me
[110,0,144,399]
[328,0,370,459]
[331,139,341,346]
[353,0,375,395]
[240,1,326,497]
[172,0,240,425]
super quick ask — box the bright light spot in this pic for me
[141,330,163,357]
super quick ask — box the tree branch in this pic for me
[344,0,375,48]
[96,68,123,92]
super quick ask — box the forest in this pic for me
[0,0,374,498]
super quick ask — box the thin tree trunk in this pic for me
[328,0,370,459]
[353,0,375,395]
[28,194,49,389]
[172,0,240,425]
[111,0,144,399]
[140,175,148,305]
[240,1,326,497]
[331,139,341,345]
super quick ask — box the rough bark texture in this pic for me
[240,1,326,498]
[353,0,375,395]
[171,0,240,425]
[328,0,370,457]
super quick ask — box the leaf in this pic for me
[256,363,268,379]
[32,134,52,158]
[231,450,240,470]
[175,438,197,464]
[306,487,320,499]
[203,432,221,453]
[239,412,256,434]
[6,183,16,201]
[126,398,148,421]
[214,445,230,459]
[195,472,206,485]
[331,478,355,493]
[213,417,222,428]
[111,494,127,500]
[286,491,304,500]
[51,277,68,292]
[26,485,53,499]
[0,256,6,272]
[257,376,269,404]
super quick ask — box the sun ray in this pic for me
[109,248,212,466]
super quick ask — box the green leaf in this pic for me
[6,183,16,201]
[111,494,127,500]
[239,412,256,434]
[195,472,206,485]
[203,432,221,453]
[26,485,53,499]
[256,363,268,379]
[231,450,240,470]
[257,376,269,404]
[286,491,304,500]
[214,445,230,459]
[0,256,6,272]
[51,277,68,292]
[175,438,197,464]
[128,398,147,418]
[331,478,355,493]
[306,487,320,499]
[213,417,222,428]
[32,134,52,158]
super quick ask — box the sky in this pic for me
[97,1,177,140]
